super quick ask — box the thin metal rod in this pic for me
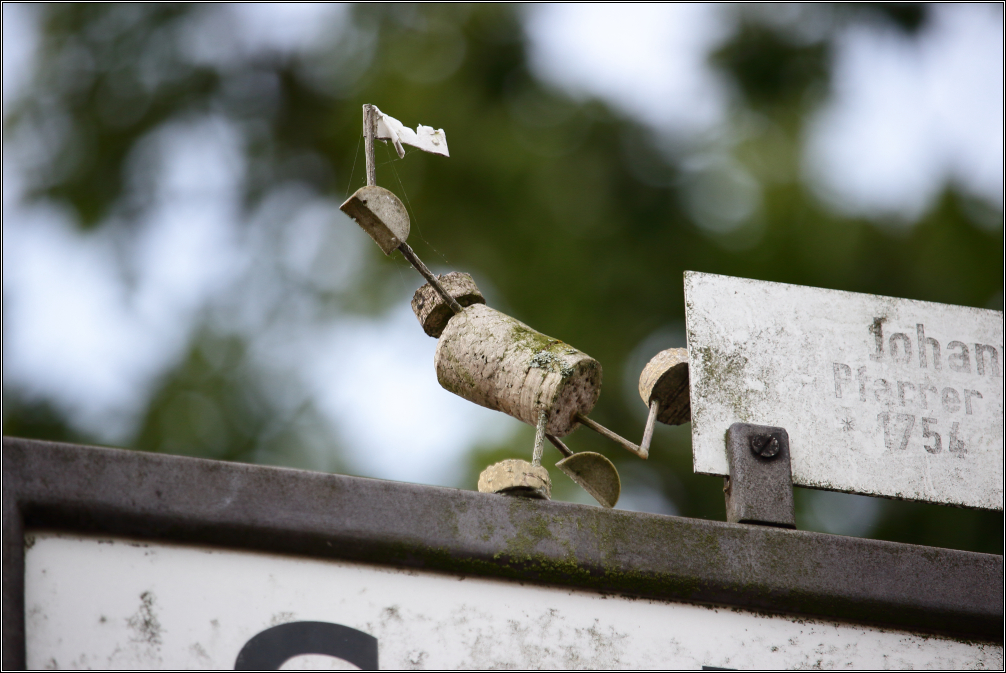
[532,410,547,467]
[363,105,461,317]
[545,433,574,458]
[639,399,659,459]
[575,412,647,459]
[397,242,464,314]
[363,104,376,187]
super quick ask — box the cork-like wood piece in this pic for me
[339,185,410,255]
[477,458,551,499]
[435,304,601,437]
[411,272,486,338]
[555,452,620,508]
[638,348,690,425]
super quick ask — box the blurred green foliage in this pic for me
[4,4,1002,554]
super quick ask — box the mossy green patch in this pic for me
[509,323,579,378]
[339,492,998,642]
[529,351,574,377]
[694,345,752,420]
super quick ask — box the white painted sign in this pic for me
[25,532,1001,670]
[685,272,1004,510]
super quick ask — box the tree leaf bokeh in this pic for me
[3,4,1002,553]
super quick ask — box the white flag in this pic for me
[372,106,449,159]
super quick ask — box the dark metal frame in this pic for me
[724,422,795,528]
[3,437,1003,669]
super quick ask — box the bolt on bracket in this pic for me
[724,422,795,529]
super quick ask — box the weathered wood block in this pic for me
[435,304,601,436]
[339,185,410,255]
[477,458,551,499]
[411,272,486,338]
[639,347,690,425]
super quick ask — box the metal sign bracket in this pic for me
[724,422,796,528]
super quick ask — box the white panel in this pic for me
[25,533,1001,670]
[685,272,1003,509]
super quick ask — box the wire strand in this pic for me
[383,144,453,268]
[344,135,362,197]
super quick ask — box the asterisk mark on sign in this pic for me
[841,416,855,431]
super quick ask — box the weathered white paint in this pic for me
[372,106,449,158]
[25,532,1001,670]
[685,272,1004,510]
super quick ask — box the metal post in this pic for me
[363,104,376,187]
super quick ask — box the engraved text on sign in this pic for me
[685,272,1003,510]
